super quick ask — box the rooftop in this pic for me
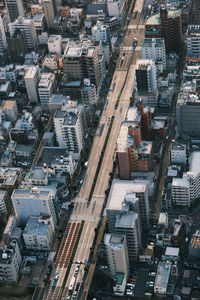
[115,212,138,229]
[23,216,51,236]
[29,167,47,180]
[137,141,152,155]
[12,186,57,201]
[116,124,134,152]
[171,142,186,151]
[146,13,161,25]
[165,247,179,257]
[155,262,171,290]
[107,180,147,211]
[114,273,124,286]
[142,38,165,48]
[104,233,125,250]
[48,35,61,43]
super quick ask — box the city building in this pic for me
[135,59,157,94]
[141,38,166,72]
[48,35,62,54]
[38,73,55,106]
[0,190,8,215]
[107,0,125,20]
[32,13,45,33]
[171,219,186,247]
[2,100,18,123]
[115,212,141,263]
[186,25,200,58]
[154,262,171,295]
[53,101,86,159]
[113,273,127,296]
[23,215,54,250]
[42,54,58,71]
[24,67,40,104]
[170,142,186,164]
[81,78,97,105]
[189,230,200,258]
[176,92,200,138]
[106,179,149,233]
[145,6,183,53]
[5,0,24,22]
[9,17,37,49]
[92,21,110,44]
[104,233,129,278]
[0,16,7,56]
[42,0,56,29]
[172,152,200,206]
[7,29,27,63]
[11,186,58,228]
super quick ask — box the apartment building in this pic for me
[186,25,200,58]
[25,67,40,103]
[48,35,62,54]
[5,0,24,22]
[11,186,58,228]
[53,101,86,159]
[171,142,186,164]
[141,38,166,71]
[135,59,157,94]
[38,73,55,106]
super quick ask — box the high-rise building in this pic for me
[38,73,55,106]
[141,38,166,72]
[7,29,27,63]
[115,212,141,263]
[53,101,86,159]
[9,17,37,49]
[42,0,57,29]
[135,59,157,93]
[104,233,129,278]
[106,180,150,233]
[25,67,40,103]
[0,16,7,56]
[170,142,186,164]
[11,186,58,228]
[0,240,22,283]
[186,25,200,58]
[5,0,24,22]
[176,92,200,138]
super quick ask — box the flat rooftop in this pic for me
[155,262,170,289]
[23,216,50,236]
[165,246,179,257]
[115,212,138,229]
[116,124,134,152]
[29,167,47,180]
[171,142,186,151]
[107,180,147,211]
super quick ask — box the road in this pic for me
[42,0,146,299]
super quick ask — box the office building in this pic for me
[23,215,54,250]
[0,16,7,56]
[5,0,24,22]
[53,101,86,159]
[9,17,37,49]
[141,38,166,71]
[0,240,22,283]
[154,262,171,295]
[145,7,182,53]
[135,59,157,93]
[186,25,200,58]
[7,29,26,63]
[115,212,141,263]
[171,142,186,164]
[176,93,200,138]
[38,73,55,106]
[11,186,58,227]
[106,180,149,233]
[104,233,129,278]
[107,0,125,19]
[42,0,56,29]
[25,67,40,104]
[172,152,200,206]
[48,35,62,54]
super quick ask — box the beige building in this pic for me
[2,100,18,122]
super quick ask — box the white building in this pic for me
[5,0,24,22]
[53,101,86,159]
[0,16,7,56]
[115,212,141,263]
[0,190,8,214]
[92,21,110,43]
[42,54,58,71]
[9,17,37,49]
[107,0,125,19]
[154,262,171,295]
[135,59,157,93]
[51,153,75,177]
[0,240,22,283]
[171,142,186,164]
[81,78,97,105]
[23,215,54,250]
[106,179,150,233]
[141,38,166,72]
[172,151,200,206]
[186,25,200,58]
[104,233,129,278]
[24,67,40,103]
[11,186,58,228]
[48,35,62,54]
[38,73,55,106]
